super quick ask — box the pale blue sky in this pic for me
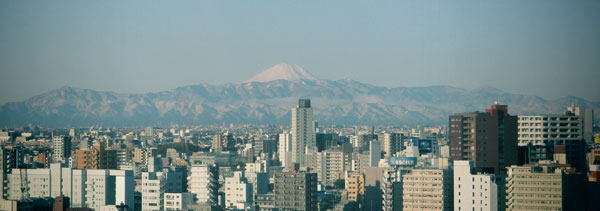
[1,0,599,104]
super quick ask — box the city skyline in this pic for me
[1,1,600,105]
[1,1,599,210]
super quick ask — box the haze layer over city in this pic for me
[0,1,599,211]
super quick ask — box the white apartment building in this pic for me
[141,169,184,211]
[5,163,134,210]
[454,160,498,211]
[224,171,252,209]
[188,164,218,205]
[517,114,582,146]
[316,150,345,186]
[52,136,71,163]
[278,132,293,169]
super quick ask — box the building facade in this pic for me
[449,104,518,174]
[505,165,585,210]
[187,164,218,205]
[52,136,72,163]
[517,111,587,171]
[224,171,252,209]
[382,168,453,211]
[5,163,134,210]
[454,160,498,211]
[291,99,316,168]
[273,171,318,211]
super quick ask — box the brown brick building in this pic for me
[449,104,518,174]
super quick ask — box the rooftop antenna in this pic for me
[494,96,501,105]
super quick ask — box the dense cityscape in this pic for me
[2,1,599,211]
[0,98,598,210]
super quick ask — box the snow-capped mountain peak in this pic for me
[244,63,317,83]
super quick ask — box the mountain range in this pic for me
[1,64,598,127]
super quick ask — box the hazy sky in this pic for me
[1,0,599,104]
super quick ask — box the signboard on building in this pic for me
[418,139,433,154]
[388,157,417,167]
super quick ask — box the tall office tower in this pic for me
[518,110,587,172]
[224,171,252,209]
[344,172,365,202]
[449,104,518,174]
[273,171,318,211]
[291,99,316,168]
[212,132,234,152]
[382,168,453,211]
[454,160,498,211]
[1,147,22,199]
[505,165,585,211]
[5,163,134,209]
[567,105,594,144]
[141,168,184,211]
[316,149,345,186]
[52,136,72,163]
[369,140,382,167]
[188,164,218,205]
[382,133,403,158]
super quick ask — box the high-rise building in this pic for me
[291,99,316,168]
[278,132,293,169]
[98,149,118,170]
[273,170,318,211]
[188,164,218,205]
[316,149,346,186]
[566,105,594,144]
[212,132,234,152]
[382,133,403,158]
[141,168,184,211]
[73,149,99,169]
[344,172,365,203]
[518,111,587,172]
[449,104,518,174]
[505,165,585,211]
[1,147,23,200]
[245,159,270,195]
[382,168,453,211]
[369,140,382,167]
[224,171,252,209]
[316,133,340,152]
[454,160,498,211]
[52,136,72,163]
